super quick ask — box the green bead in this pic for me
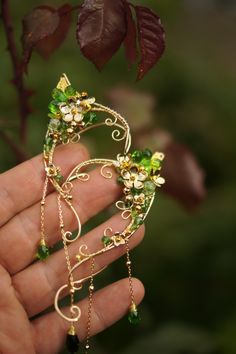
[131,150,143,163]
[66,333,80,354]
[65,85,76,97]
[48,113,58,120]
[45,136,53,147]
[144,181,156,195]
[84,112,98,124]
[58,121,68,132]
[142,148,152,159]
[131,187,143,195]
[131,216,144,231]
[36,243,50,260]
[151,158,161,173]
[48,100,60,114]
[128,307,141,325]
[44,136,54,153]
[52,88,67,102]
[54,173,64,184]
[102,236,112,247]
[90,112,98,123]
[48,118,60,130]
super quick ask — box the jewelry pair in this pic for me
[38,74,165,353]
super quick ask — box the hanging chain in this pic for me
[40,177,49,244]
[57,194,75,311]
[125,240,135,305]
[85,257,95,353]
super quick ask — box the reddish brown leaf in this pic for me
[123,3,137,67]
[36,4,72,59]
[162,142,206,210]
[135,6,165,80]
[22,6,60,67]
[77,0,127,70]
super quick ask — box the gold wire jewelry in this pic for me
[38,74,165,353]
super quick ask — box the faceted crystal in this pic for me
[128,306,141,325]
[65,85,76,97]
[142,148,152,159]
[48,101,60,114]
[66,333,80,354]
[52,88,67,102]
[102,236,112,247]
[144,181,156,195]
[151,158,161,173]
[36,243,50,260]
[84,111,98,124]
[131,150,143,163]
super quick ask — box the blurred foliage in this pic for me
[0,0,236,353]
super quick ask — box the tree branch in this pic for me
[1,0,32,147]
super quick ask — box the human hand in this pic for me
[0,143,145,354]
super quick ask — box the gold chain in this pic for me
[57,194,75,310]
[40,177,49,243]
[85,257,95,353]
[125,240,135,305]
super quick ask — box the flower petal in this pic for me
[74,113,83,122]
[124,180,133,189]
[121,170,131,180]
[85,97,95,104]
[63,113,73,122]
[134,180,144,189]
[60,104,70,114]
[153,175,165,186]
[138,171,148,181]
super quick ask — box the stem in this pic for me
[0,130,27,163]
[1,0,31,147]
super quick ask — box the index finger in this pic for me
[0,143,89,227]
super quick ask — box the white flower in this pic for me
[115,154,131,169]
[111,234,126,246]
[59,102,83,123]
[152,174,165,187]
[122,167,148,189]
[133,193,145,205]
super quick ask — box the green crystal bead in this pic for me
[52,88,67,102]
[131,187,143,195]
[36,243,50,260]
[151,158,161,173]
[131,216,144,231]
[66,333,80,354]
[140,157,152,173]
[45,136,53,147]
[58,121,68,132]
[48,119,60,132]
[144,181,156,195]
[128,307,141,325]
[142,148,152,159]
[48,100,60,114]
[102,236,112,247]
[84,111,98,124]
[54,173,64,184]
[131,150,143,163]
[44,136,54,153]
[65,85,76,97]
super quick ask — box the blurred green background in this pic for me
[1,0,236,353]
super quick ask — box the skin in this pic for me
[0,143,145,354]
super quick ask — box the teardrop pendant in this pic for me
[66,326,80,354]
